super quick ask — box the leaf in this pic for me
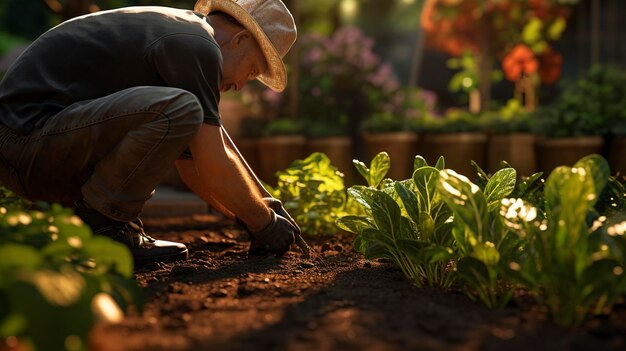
[361,228,396,250]
[353,235,367,253]
[5,274,94,351]
[397,216,418,240]
[516,172,543,195]
[395,238,429,263]
[544,165,596,260]
[457,256,490,286]
[53,215,93,241]
[370,152,391,187]
[471,160,490,188]
[437,170,488,240]
[484,168,517,212]
[574,154,609,204]
[421,245,454,264]
[347,186,373,211]
[398,238,454,265]
[545,165,595,224]
[419,212,436,240]
[83,237,134,278]
[353,159,371,185]
[434,156,445,170]
[370,190,401,238]
[0,244,42,272]
[414,156,427,170]
[364,243,395,261]
[412,166,439,213]
[394,181,420,225]
[336,215,374,234]
[471,241,500,268]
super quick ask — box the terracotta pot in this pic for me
[218,98,249,139]
[306,136,355,183]
[362,131,419,181]
[418,132,488,178]
[487,133,537,177]
[535,136,604,175]
[236,137,262,176]
[608,136,626,179]
[257,135,307,185]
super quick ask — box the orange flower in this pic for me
[502,44,538,82]
[538,48,563,85]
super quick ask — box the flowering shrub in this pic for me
[298,27,402,137]
[361,88,437,133]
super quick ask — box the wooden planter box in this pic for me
[419,132,488,178]
[487,133,537,177]
[257,135,307,185]
[362,131,419,181]
[535,136,604,175]
[306,136,355,183]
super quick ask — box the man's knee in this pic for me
[164,89,204,134]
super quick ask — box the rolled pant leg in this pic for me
[9,86,204,221]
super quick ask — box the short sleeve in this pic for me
[147,33,222,126]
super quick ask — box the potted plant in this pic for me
[483,99,536,177]
[303,118,355,183]
[257,117,307,185]
[360,89,435,181]
[294,26,402,182]
[532,66,612,174]
[417,109,488,177]
[595,66,626,179]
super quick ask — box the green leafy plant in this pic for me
[261,117,304,137]
[481,99,533,134]
[436,166,521,308]
[268,152,350,236]
[0,185,31,210]
[352,152,392,189]
[502,155,626,325]
[420,109,484,134]
[533,65,626,138]
[0,189,142,351]
[339,153,457,288]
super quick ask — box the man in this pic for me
[0,0,301,265]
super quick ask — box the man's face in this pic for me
[220,31,268,92]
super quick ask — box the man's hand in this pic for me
[248,209,296,257]
[263,197,301,235]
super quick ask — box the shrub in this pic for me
[0,186,142,351]
[268,152,351,236]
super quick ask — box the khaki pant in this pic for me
[0,86,203,221]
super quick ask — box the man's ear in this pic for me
[230,29,253,48]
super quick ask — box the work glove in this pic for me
[247,209,296,257]
[262,197,301,235]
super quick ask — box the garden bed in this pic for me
[89,213,626,351]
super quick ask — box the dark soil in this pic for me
[90,214,626,351]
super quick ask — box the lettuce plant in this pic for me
[269,152,350,236]
[339,153,456,288]
[0,193,142,351]
[502,155,626,325]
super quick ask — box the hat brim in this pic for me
[195,0,287,92]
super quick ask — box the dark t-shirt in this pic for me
[0,6,222,135]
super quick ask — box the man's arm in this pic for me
[175,159,235,219]
[184,123,271,232]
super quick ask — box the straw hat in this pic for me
[194,0,297,92]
